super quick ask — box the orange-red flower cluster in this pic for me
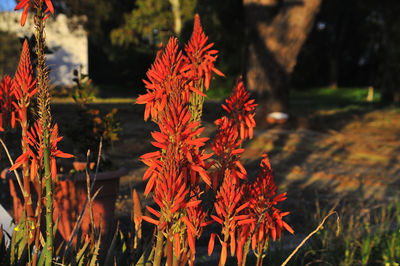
[208,82,292,264]
[248,154,293,241]
[15,0,54,26]
[237,154,294,263]
[0,75,15,131]
[217,77,257,140]
[13,40,37,96]
[139,14,292,265]
[12,39,37,121]
[141,98,211,196]
[206,82,254,264]
[0,40,36,132]
[209,79,255,190]
[210,116,246,190]
[139,18,217,261]
[137,15,223,122]
[10,123,73,180]
[137,38,188,121]
[208,170,253,265]
[183,14,224,89]
[185,191,211,255]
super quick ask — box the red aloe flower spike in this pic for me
[184,14,224,89]
[137,37,189,121]
[10,39,38,220]
[142,97,211,193]
[12,39,37,114]
[242,153,293,258]
[209,81,255,190]
[208,170,254,264]
[210,116,247,190]
[219,77,257,140]
[0,75,16,130]
[143,164,189,227]
[15,0,54,26]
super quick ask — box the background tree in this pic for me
[243,0,322,114]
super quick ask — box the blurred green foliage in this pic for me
[111,0,173,46]
[111,0,196,46]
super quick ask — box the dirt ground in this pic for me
[50,101,400,211]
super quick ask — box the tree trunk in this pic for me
[244,0,322,113]
[169,0,182,36]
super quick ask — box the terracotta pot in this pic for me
[2,166,127,244]
[56,167,127,241]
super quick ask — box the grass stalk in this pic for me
[281,210,339,266]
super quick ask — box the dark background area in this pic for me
[1,0,400,102]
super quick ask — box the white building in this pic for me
[0,11,88,87]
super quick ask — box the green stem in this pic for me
[153,228,164,266]
[43,147,53,266]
